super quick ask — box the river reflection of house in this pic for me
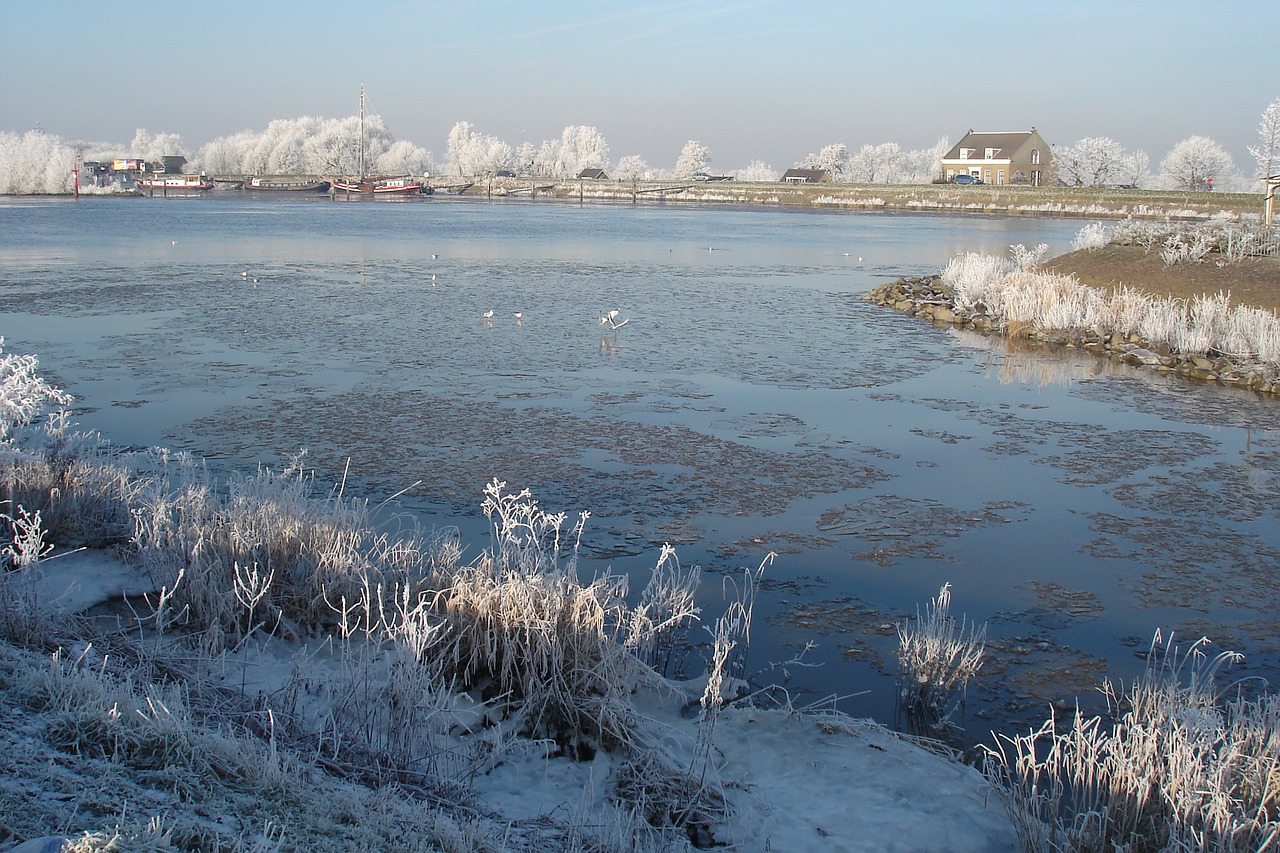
[940,128,1052,186]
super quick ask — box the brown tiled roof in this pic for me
[943,131,1034,161]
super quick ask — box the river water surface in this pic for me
[3,194,1279,745]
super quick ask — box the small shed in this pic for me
[577,168,609,180]
[782,168,829,184]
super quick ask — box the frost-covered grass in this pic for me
[895,583,986,732]
[942,249,1280,372]
[1079,218,1280,265]
[986,633,1280,852]
[0,340,777,849]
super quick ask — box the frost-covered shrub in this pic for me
[4,418,140,551]
[420,479,699,754]
[1071,222,1110,251]
[986,633,1280,852]
[0,337,72,441]
[129,452,439,640]
[896,583,985,730]
[1008,242,1050,271]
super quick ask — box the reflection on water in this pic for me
[3,195,1280,745]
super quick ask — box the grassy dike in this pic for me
[463,177,1267,222]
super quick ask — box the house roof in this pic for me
[577,168,608,179]
[782,168,829,182]
[943,130,1044,161]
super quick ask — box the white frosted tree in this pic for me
[1248,96,1280,185]
[1055,137,1126,187]
[376,139,434,176]
[675,140,710,177]
[901,137,950,183]
[614,155,649,181]
[446,121,512,176]
[560,125,610,175]
[736,160,779,182]
[514,141,537,176]
[847,142,904,183]
[0,130,77,194]
[129,128,188,164]
[1116,149,1151,188]
[801,144,849,182]
[1160,135,1235,190]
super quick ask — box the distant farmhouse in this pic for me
[577,168,609,180]
[782,168,830,184]
[940,128,1051,186]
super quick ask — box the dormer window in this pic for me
[985,148,1000,159]
[959,148,972,160]
[1031,149,1040,165]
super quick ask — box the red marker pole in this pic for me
[73,168,80,199]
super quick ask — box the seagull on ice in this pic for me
[514,312,523,324]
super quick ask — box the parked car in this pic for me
[951,174,983,185]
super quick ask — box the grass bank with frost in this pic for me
[865,229,1280,394]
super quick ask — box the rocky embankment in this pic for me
[865,276,1280,396]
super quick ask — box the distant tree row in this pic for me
[2,97,1279,194]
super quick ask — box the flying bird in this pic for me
[600,309,629,331]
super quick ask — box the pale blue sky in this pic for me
[5,0,1274,172]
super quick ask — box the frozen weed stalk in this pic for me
[895,582,985,731]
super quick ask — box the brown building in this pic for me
[940,128,1051,186]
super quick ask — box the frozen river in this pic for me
[3,193,1279,744]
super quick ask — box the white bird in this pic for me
[431,274,437,286]
[431,253,439,260]
[858,256,865,263]
[241,270,248,278]
[514,312,523,323]
[600,309,629,331]
[483,309,494,319]
[171,240,178,245]
[842,252,850,257]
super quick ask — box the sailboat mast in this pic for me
[358,84,366,181]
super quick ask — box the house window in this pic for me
[985,148,1000,159]
[984,169,992,184]
[1032,170,1041,186]
[959,148,971,160]
[997,170,1005,185]
[1030,149,1040,165]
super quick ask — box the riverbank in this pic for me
[465,177,1266,222]
[865,244,1280,394]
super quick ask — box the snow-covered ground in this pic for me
[1,545,1018,852]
